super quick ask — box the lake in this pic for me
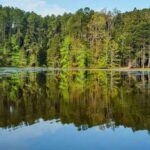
[0,68,150,150]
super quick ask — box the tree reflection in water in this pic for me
[0,69,150,132]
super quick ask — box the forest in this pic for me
[0,5,150,68]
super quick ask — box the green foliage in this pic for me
[0,6,149,68]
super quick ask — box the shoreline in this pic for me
[0,67,150,72]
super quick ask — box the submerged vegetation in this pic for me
[0,6,150,68]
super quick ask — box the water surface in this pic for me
[0,68,150,150]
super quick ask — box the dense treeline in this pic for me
[0,5,150,68]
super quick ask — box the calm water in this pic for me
[0,68,150,150]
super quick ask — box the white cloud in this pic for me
[1,0,67,16]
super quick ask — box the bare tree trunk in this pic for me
[142,44,145,68]
[128,54,132,68]
[111,48,113,68]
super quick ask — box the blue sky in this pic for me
[0,0,150,16]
